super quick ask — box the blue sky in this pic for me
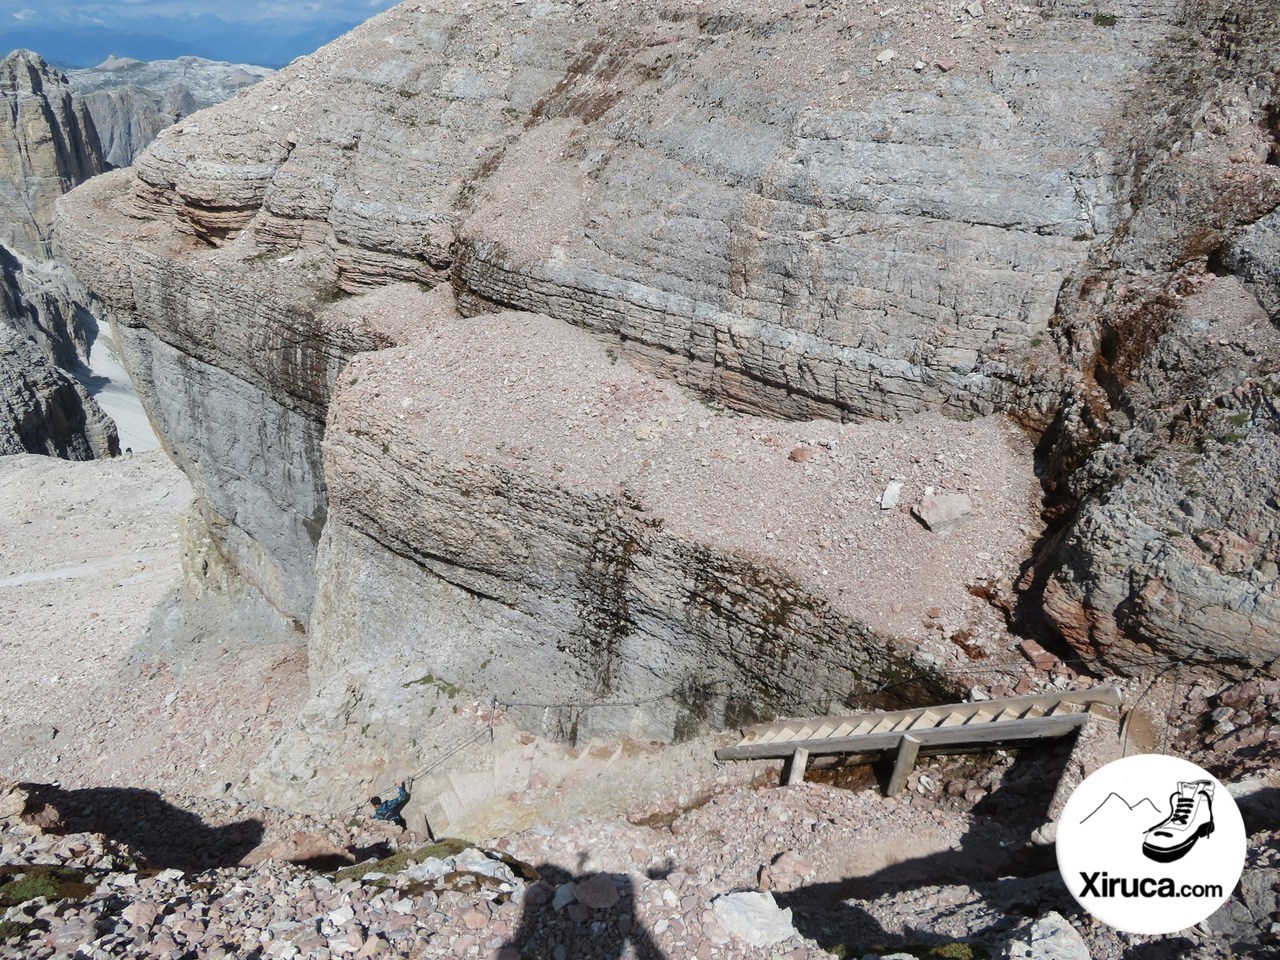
[2,2,397,26]
[1,1,402,66]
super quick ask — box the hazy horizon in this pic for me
[1,0,401,67]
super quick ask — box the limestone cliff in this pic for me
[0,322,117,459]
[0,50,105,259]
[55,0,1280,805]
[0,50,120,460]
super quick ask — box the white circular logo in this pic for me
[1056,754,1246,935]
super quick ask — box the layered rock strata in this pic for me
[54,0,1280,802]
[103,0,1171,421]
[1039,1,1280,675]
[310,311,1038,740]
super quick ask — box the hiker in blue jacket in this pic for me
[369,779,411,828]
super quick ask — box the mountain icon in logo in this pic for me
[1079,791,1161,827]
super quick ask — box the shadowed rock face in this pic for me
[0,50,105,259]
[0,50,117,460]
[52,0,1280,799]
[0,322,117,459]
[0,243,117,460]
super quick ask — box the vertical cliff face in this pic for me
[1038,2,1280,676]
[0,50,118,460]
[0,50,105,259]
[54,0,1280,807]
[0,243,118,460]
[0,325,115,458]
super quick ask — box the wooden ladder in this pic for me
[715,687,1121,795]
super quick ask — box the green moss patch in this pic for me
[333,836,472,884]
[0,865,96,908]
[402,673,463,698]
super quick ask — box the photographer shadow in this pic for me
[24,783,264,872]
[501,861,664,960]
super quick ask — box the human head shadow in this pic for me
[775,741,1077,954]
[777,776,1277,957]
[23,783,264,872]
[502,863,665,960]
[840,738,1073,899]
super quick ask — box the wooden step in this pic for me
[965,708,996,724]
[908,710,941,730]
[757,726,795,744]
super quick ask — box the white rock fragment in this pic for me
[996,911,1089,960]
[880,480,904,510]
[712,891,797,947]
[327,905,355,925]
[875,48,896,64]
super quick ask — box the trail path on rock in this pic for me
[0,546,172,587]
[0,452,307,798]
[0,453,186,756]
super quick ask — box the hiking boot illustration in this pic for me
[1143,780,1215,863]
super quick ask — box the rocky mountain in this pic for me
[67,55,274,168]
[0,50,118,460]
[0,50,105,260]
[0,243,118,460]
[0,48,272,460]
[55,0,1280,808]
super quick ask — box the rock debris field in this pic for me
[1,446,1279,960]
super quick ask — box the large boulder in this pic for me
[995,911,1089,960]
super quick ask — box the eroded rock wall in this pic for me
[1039,1,1280,676]
[107,1,1176,423]
[54,0,1280,806]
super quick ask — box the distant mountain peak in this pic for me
[95,55,145,71]
[1080,792,1162,825]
